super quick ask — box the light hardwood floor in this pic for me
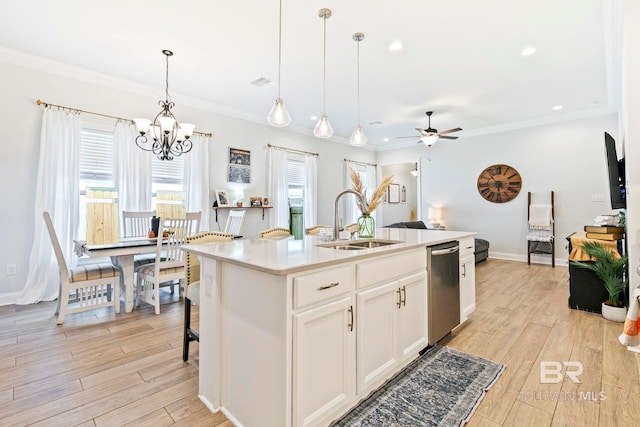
[1,259,638,426]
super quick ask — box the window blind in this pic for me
[288,159,306,186]
[79,129,113,181]
[152,153,184,184]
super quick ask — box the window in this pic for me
[77,122,186,239]
[151,154,185,210]
[78,126,114,240]
[287,157,306,208]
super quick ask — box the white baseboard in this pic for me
[0,292,21,306]
[488,251,567,267]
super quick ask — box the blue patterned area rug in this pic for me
[331,344,505,426]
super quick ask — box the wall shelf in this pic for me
[213,206,273,221]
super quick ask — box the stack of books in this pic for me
[584,225,625,241]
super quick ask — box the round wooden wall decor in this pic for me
[477,164,522,203]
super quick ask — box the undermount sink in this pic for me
[331,245,366,250]
[317,239,403,250]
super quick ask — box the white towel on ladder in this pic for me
[529,204,552,230]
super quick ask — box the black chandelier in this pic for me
[134,50,195,161]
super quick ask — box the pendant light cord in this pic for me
[165,53,171,102]
[277,0,283,99]
[322,14,327,114]
[356,38,360,126]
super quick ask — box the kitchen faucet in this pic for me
[333,189,367,241]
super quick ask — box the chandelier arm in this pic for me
[135,134,155,152]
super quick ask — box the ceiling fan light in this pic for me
[313,114,333,138]
[267,98,291,127]
[349,126,367,146]
[421,134,439,146]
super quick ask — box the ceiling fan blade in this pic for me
[439,135,459,140]
[438,127,463,135]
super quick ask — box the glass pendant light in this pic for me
[267,0,291,127]
[314,8,333,139]
[349,32,367,146]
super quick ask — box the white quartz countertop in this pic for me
[183,228,476,275]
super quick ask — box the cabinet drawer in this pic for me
[357,249,426,289]
[459,238,475,256]
[293,264,355,309]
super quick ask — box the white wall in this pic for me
[379,163,418,225]
[0,57,375,303]
[377,113,619,264]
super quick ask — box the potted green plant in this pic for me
[571,241,628,322]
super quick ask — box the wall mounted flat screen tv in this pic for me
[604,132,626,210]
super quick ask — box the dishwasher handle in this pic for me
[430,246,459,256]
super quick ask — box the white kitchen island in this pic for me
[183,227,476,427]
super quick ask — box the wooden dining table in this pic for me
[79,237,159,313]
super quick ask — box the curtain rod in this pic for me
[267,143,319,156]
[36,99,213,137]
[344,158,377,167]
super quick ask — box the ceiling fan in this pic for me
[397,111,462,146]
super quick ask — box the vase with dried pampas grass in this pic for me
[349,167,394,237]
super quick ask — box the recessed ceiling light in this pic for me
[383,138,389,142]
[552,105,563,111]
[389,40,403,51]
[521,46,536,56]
[310,115,318,121]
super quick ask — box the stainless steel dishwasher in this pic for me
[427,241,460,344]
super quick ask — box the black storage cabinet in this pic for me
[567,234,624,313]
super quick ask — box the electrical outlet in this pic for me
[6,264,16,276]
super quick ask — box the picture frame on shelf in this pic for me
[215,189,230,207]
[388,183,400,204]
[250,197,263,207]
[262,197,270,206]
[228,147,251,184]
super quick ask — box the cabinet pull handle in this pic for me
[462,264,466,278]
[397,288,402,309]
[347,305,354,332]
[318,282,339,291]
[401,285,407,307]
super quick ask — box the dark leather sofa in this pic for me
[384,220,489,264]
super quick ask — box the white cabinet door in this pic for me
[459,254,476,322]
[398,271,428,362]
[356,281,400,394]
[293,296,355,427]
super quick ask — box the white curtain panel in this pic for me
[366,163,380,224]
[185,134,211,231]
[303,154,318,229]
[18,108,81,304]
[267,147,289,228]
[114,121,152,228]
